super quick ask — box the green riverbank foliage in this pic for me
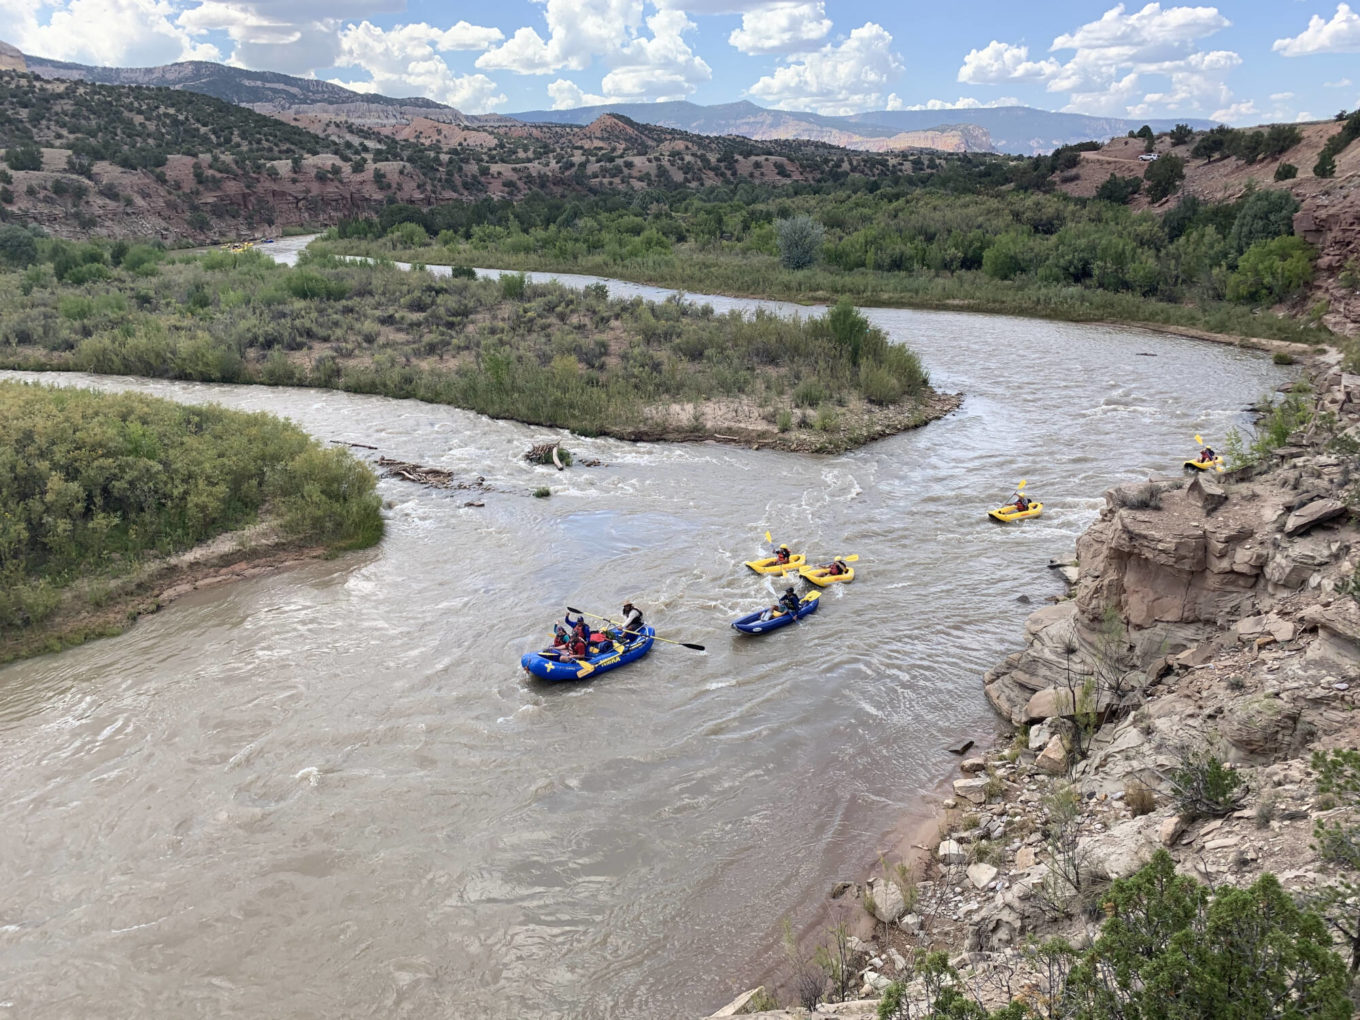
[310,178,1331,346]
[874,850,1352,1020]
[0,381,383,632]
[0,233,931,445]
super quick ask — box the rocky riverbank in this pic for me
[706,350,1360,1017]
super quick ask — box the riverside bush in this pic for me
[878,851,1351,1019]
[0,382,382,631]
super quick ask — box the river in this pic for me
[0,245,1290,1018]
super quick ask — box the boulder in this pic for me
[1159,814,1187,846]
[1302,601,1360,671]
[1080,817,1155,881]
[1035,735,1068,775]
[1283,499,1347,537]
[1186,473,1227,513]
[967,862,999,889]
[1221,695,1302,759]
[960,756,988,774]
[867,877,905,924]
[1014,846,1037,870]
[953,777,990,804]
[1028,720,1055,751]
[938,839,967,865]
[899,912,922,932]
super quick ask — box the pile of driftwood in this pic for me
[525,442,568,469]
[524,442,602,468]
[376,457,488,493]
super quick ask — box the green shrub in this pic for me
[1227,236,1315,304]
[1274,162,1298,181]
[1171,751,1246,819]
[775,214,824,270]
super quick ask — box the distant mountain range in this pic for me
[507,101,1218,155]
[2,40,1217,156]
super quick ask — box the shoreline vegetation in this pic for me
[0,232,950,454]
[300,178,1346,353]
[0,382,383,663]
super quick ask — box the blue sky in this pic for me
[4,0,1360,122]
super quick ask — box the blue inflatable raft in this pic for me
[731,591,820,634]
[520,626,656,681]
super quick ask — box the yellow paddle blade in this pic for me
[1017,479,1027,489]
[840,554,860,562]
[765,530,772,543]
[1195,434,1202,445]
[575,660,596,677]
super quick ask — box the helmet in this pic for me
[785,586,795,594]
[779,544,789,550]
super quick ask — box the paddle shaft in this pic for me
[566,607,705,651]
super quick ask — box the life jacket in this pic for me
[780,594,800,613]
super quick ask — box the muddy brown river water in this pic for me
[0,247,1290,1017]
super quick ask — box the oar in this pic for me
[566,607,706,651]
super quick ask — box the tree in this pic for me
[0,225,37,267]
[775,214,824,269]
[1314,149,1337,178]
[1307,749,1360,972]
[1095,173,1142,205]
[1143,153,1185,202]
[1227,188,1300,255]
[1227,235,1315,304]
[1275,162,1298,181]
[4,143,42,171]
[1066,851,1351,1020]
[1169,123,1194,146]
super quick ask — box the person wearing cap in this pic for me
[760,586,801,621]
[619,601,644,637]
[773,544,791,564]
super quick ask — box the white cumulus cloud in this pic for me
[476,0,643,74]
[957,41,1060,84]
[728,1,831,55]
[956,3,1239,117]
[747,22,903,115]
[176,0,405,74]
[1273,3,1360,57]
[885,94,1019,111]
[4,0,220,67]
[328,20,507,110]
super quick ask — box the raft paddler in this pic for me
[616,602,644,638]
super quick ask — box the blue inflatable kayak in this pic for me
[731,591,820,634]
[520,626,655,681]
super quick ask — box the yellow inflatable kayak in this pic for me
[989,502,1044,522]
[798,563,855,586]
[745,553,806,575]
[1183,457,1223,472]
